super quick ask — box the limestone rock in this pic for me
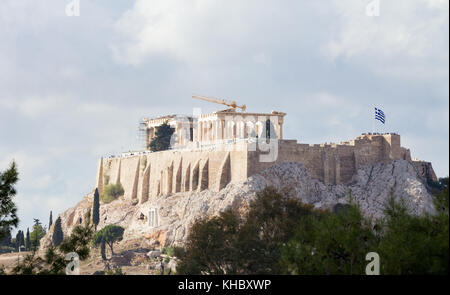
[39,160,435,252]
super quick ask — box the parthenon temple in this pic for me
[142,109,286,149]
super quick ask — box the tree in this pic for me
[177,210,241,274]
[0,227,13,253]
[58,223,94,261]
[377,195,449,274]
[0,227,11,247]
[52,217,64,247]
[30,220,46,251]
[25,228,30,251]
[177,186,322,274]
[280,201,377,275]
[100,241,107,261]
[15,230,22,251]
[0,162,19,241]
[11,223,94,275]
[148,121,175,152]
[92,225,124,258]
[48,211,53,230]
[92,188,100,231]
[15,230,24,251]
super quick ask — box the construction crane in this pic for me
[192,95,246,112]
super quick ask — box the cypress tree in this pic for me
[19,230,24,248]
[16,230,24,251]
[25,228,30,251]
[15,230,20,251]
[52,216,63,247]
[48,211,53,230]
[92,188,100,231]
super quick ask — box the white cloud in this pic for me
[323,0,449,81]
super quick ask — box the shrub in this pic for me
[100,183,124,204]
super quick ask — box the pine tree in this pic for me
[92,188,100,231]
[52,217,63,247]
[25,228,30,251]
[0,162,19,241]
[48,211,53,230]
[0,228,11,247]
[148,122,175,152]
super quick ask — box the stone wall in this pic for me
[95,133,436,202]
[248,133,419,185]
[97,148,248,203]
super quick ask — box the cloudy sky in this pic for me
[0,0,448,233]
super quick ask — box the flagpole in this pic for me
[372,106,375,134]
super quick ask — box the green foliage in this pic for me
[0,227,12,249]
[59,223,94,260]
[177,187,321,274]
[280,201,377,275]
[162,246,184,257]
[52,217,64,247]
[178,186,449,275]
[92,225,124,257]
[178,210,240,274]
[25,228,30,251]
[30,223,46,251]
[376,195,449,274]
[433,177,449,214]
[93,188,100,229]
[149,121,175,152]
[282,190,449,275]
[15,230,24,251]
[0,162,19,241]
[11,223,94,275]
[100,183,124,204]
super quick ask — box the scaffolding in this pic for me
[137,119,148,150]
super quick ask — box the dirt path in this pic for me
[0,252,30,268]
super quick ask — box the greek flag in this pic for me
[375,108,385,124]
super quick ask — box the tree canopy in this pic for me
[177,183,449,275]
[148,121,175,152]
[92,225,124,257]
[0,162,19,241]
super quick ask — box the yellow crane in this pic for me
[192,95,246,112]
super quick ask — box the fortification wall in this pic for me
[94,133,435,201]
[247,134,416,185]
[96,148,247,203]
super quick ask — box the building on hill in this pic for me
[95,108,437,203]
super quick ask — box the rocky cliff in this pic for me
[40,160,435,251]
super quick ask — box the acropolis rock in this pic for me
[40,106,438,251]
